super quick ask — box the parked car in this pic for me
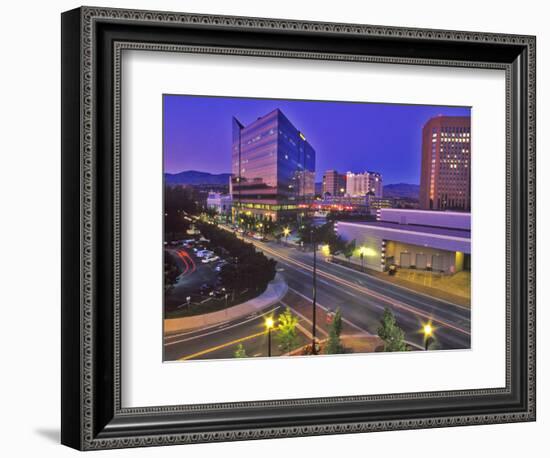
[202,255,220,264]
[214,261,227,272]
[196,250,212,258]
[213,288,227,298]
[199,283,212,295]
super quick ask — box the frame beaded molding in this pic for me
[112,41,511,415]
[78,6,536,450]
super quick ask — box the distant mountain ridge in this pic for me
[165,170,231,186]
[383,183,420,199]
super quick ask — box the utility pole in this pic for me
[311,227,317,355]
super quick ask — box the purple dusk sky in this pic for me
[163,95,470,184]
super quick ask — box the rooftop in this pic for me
[337,220,470,240]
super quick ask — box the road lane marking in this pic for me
[178,330,266,361]
[286,288,373,336]
[253,241,470,336]
[164,319,231,340]
[296,322,314,340]
[323,258,471,312]
[281,301,329,338]
[164,306,280,345]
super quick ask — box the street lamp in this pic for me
[422,323,434,350]
[358,246,368,272]
[265,317,275,357]
[310,228,318,355]
[283,227,291,244]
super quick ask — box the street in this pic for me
[163,232,470,361]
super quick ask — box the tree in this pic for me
[164,255,179,293]
[325,308,344,354]
[276,307,300,354]
[262,219,278,236]
[196,221,276,295]
[220,263,240,299]
[377,307,408,352]
[343,240,356,261]
[203,206,218,220]
[164,185,199,215]
[234,343,247,358]
[328,235,346,256]
[297,221,347,256]
[239,214,256,231]
[297,221,314,246]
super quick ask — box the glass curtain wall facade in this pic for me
[231,109,316,221]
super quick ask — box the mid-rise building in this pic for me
[419,115,471,211]
[336,208,471,273]
[314,181,323,196]
[206,192,233,216]
[322,170,347,197]
[345,171,383,197]
[231,109,316,222]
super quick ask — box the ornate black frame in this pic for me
[61,6,536,451]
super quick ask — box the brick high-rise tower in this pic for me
[419,116,471,211]
[322,170,346,197]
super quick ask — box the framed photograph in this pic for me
[61,6,536,450]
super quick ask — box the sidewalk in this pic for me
[283,334,382,356]
[330,254,470,307]
[164,274,288,334]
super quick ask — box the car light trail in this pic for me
[252,239,470,337]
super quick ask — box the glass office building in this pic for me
[231,109,315,221]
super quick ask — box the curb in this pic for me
[164,274,288,334]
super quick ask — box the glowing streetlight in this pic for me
[282,227,291,243]
[265,317,275,357]
[357,246,376,272]
[422,322,434,350]
[423,323,433,337]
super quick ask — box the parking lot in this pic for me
[164,237,243,318]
